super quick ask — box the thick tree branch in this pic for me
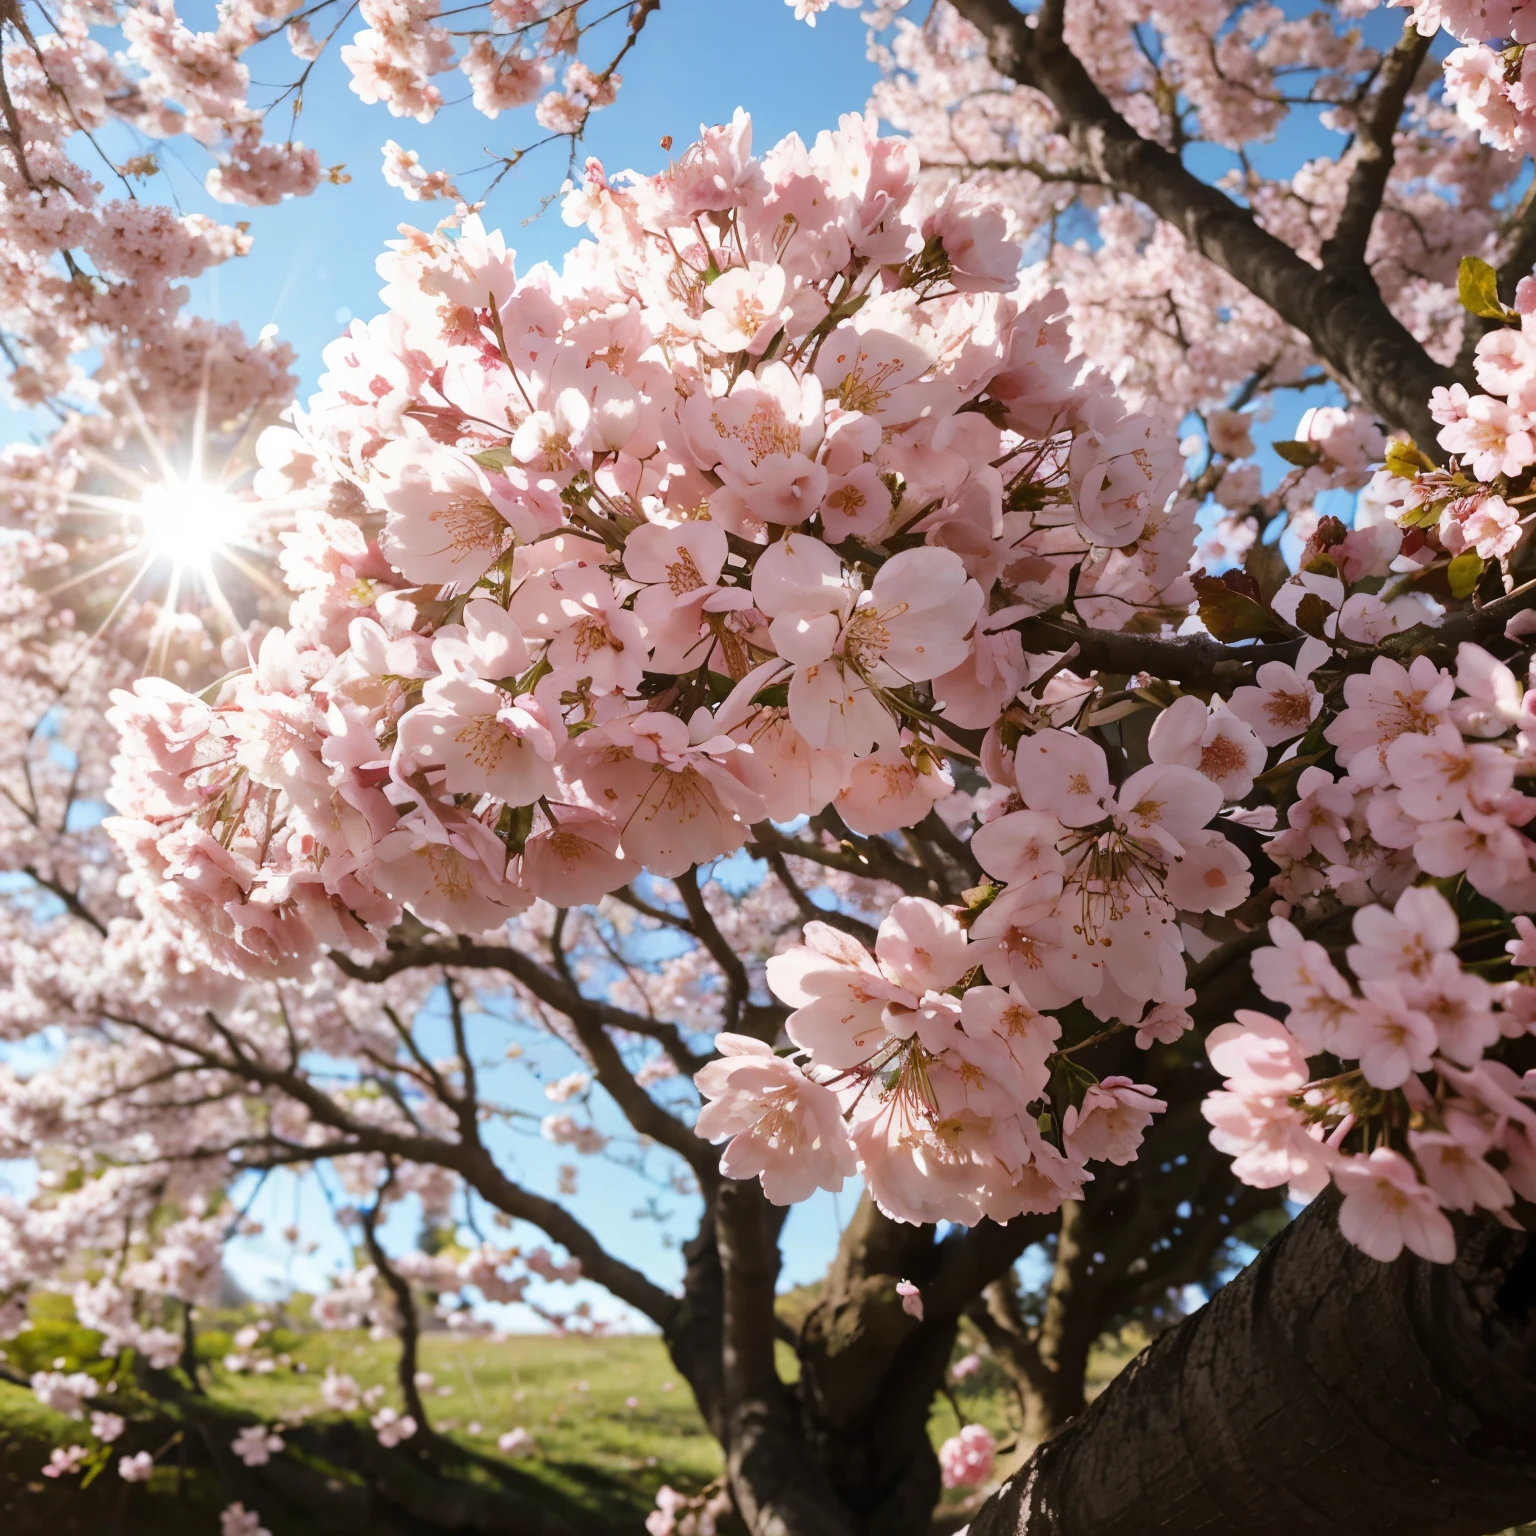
[967,1195,1536,1536]
[1499,182,1536,304]
[715,1179,854,1535]
[1016,577,1536,692]
[947,0,1451,447]
[1320,24,1433,273]
[911,807,983,889]
[925,1213,1058,1318]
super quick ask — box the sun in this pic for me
[133,475,249,570]
[52,386,296,678]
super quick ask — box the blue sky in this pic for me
[167,0,881,399]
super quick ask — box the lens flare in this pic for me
[133,476,248,569]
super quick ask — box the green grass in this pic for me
[204,1328,724,1511]
[10,1309,1522,1536]
[0,1298,1154,1533]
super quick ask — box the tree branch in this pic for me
[925,1213,1058,1318]
[678,868,751,1028]
[543,911,721,1183]
[106,1010,682,1329]
[330,937,707,1074]
[1320,24,1433,274]
[360,1174,431,1434]
[20,864,107,936]
[749,820,934,899]
[1499,182,1536,303]
[716,1179,856,1536]
[1459,180,1536,381]
[947,0,1451,448]
[1015,576,1536,692]
[757,845,878,945]
[967,1195,1536,1536]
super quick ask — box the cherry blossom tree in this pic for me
[4,4,1536,1536]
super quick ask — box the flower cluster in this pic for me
[102,111,1193,978]
[1207,882,1536,1263]
[1260,641,1536,915]
[341,0,627,139]
[938,1422,997,1490]
[1423,1,1536,153]
[1400,273,1536,584]
[697,887,1172,1226]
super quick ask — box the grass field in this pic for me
[0,1294,1148,1534]
[5,1309,1532,1535]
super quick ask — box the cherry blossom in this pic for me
[1226,642,1329,749]
[232,1425,285,1467]
[695,1034,856,1203]
[938,1423,996,1489]
[1336,1149,1456,1265]
[42,1447,88,1479]
[371,1407,418,1446]
[221,1505,274,1536]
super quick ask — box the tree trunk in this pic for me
[791,1198,954,1536]
[968,1194,1536,1536]
[699,1189,1054,1536]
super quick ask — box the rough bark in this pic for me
[716,1180,857,1536]
[967,1193,1536,1536]
[946,0,1451,449]
[685,1188,1058,1536]
[779,1201,1057,1534]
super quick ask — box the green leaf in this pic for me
[495,802,535,856]
[1243,539,1291,603]
[1272,439,1322,469]
[1047,1053,1100,1123]
[1384,439,1434,480]
[1397,496,1449,531]
[1457,255,1511,321]
[1252,750,1328,800]
[472,445,515,471]
[1447,550,1484,598]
